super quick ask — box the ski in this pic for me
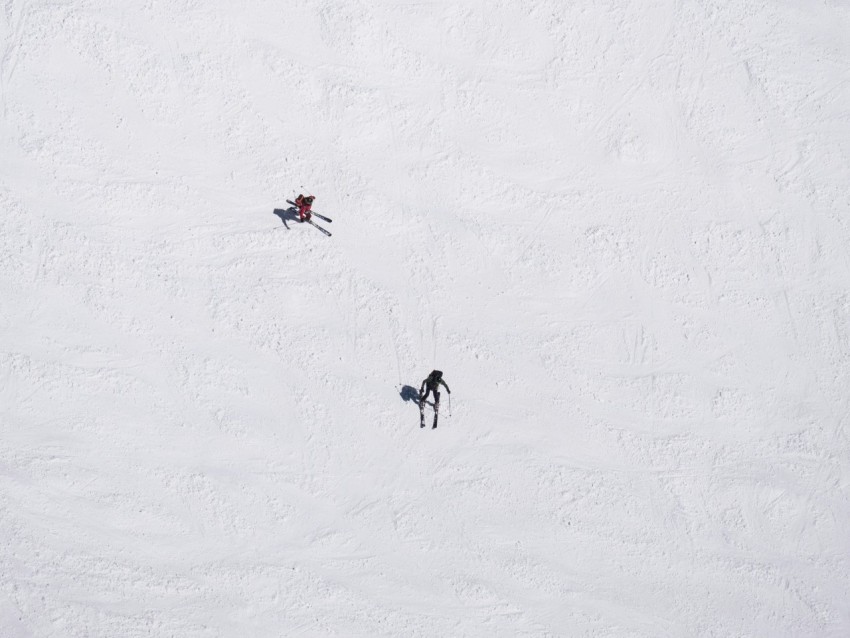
[306,219,332,236]
[432,403,439,429]
[419,400,426,428]
[286,200,332,223]
[310,211,332,223]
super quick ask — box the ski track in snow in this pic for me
[2,0,850,636]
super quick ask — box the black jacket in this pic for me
[421,373,450,394]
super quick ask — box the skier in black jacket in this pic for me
[419,370,450,428]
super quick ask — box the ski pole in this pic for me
[448,392,452,416]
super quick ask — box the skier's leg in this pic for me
[419,387,429,428]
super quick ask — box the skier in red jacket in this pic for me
[295,194,315,222]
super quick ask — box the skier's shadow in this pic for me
[400,385,420,403]
[399,384,434,407]
[273,207,299,230]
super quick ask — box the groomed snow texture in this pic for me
[2,1,850,636]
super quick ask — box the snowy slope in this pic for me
[2,1,849,636]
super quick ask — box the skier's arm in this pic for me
[439,379,451,393]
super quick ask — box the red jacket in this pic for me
[295,195,314,219]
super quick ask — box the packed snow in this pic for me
[2,1,849,636]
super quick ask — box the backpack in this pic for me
[428,370,443,383]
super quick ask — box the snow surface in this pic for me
[2,1,850,636]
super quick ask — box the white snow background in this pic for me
[2,1,850,636]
